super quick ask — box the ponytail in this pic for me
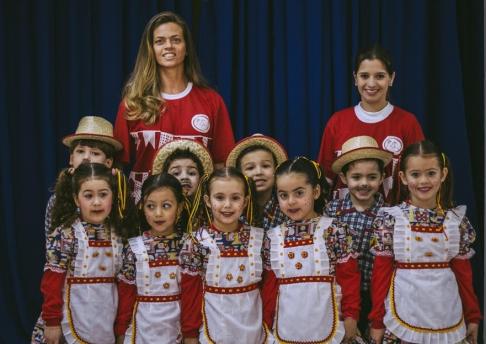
[50,163,137,240]
[188,168,260,232]
[396,140,454,210]
[50,168,77,233]
[275,157,330,213]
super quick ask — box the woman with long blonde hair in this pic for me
[115,11,235,202]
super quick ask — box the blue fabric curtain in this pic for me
[1,0,483,342]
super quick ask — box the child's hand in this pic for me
[116,335,125,344]
[44,325,62,344]
[466,323,478,344]
[183,338,199,344]
[343,317,357,342]
[369,327,385,344]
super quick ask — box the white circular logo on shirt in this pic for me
[382,136,403,154]
[191,114,210,133]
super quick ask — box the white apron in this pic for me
[198,226,272,344]
[268,216,345,344]
[124,236,181,344]
[61,221,122,344]
[383,206,467,344]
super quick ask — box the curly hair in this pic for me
[50,163,137,239]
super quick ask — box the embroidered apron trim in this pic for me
[389,270,465,333]
[396,262,449,269]
[149,259,179,267]
[129,301,139,344]
[410,225,443,233]
[219,250,248,257]
[204,282,259,294]
[67,277,115,284]
[284,239,313,247]
[88,240,112,247]
[136,294,181,302]
[278,275,334,284]
[274,282,339,344]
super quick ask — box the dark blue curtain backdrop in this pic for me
[0,0,483,342]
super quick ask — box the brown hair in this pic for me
[69,139,116,160]
[122,11,207,125]
[354,44,394,75]
[138,173,188,234]
[393,140,454,209]
[50,163,137,239]
[275,157,330,213]
[189,167,259,229]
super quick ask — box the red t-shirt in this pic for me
[114,83,235,200]
[317,103,424,200]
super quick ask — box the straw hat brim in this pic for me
[226,135,288,168]
[152,140,214,176]
[331,147,393,174]
[62,133,123,151]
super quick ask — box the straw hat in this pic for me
[226,134,288,168]
[62,116,123,151]
[331,136,393,174]
[152,139,214,176]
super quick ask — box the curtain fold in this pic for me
[0,0,483,341]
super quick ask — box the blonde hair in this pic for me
[122,11,207,125]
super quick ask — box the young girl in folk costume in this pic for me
[151,139,214,199]
[317,44,424,202]
[115,173,189,344]
[179,167,273,343]
[226,134,289,231]
[369,140,481,344]
[262,157,361,343]
[32,163,134,344]
[33,116,123,343]
[326,136,392,338]
[152,139,213,233]
[114,11,235,202]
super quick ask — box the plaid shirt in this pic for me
[262,193,288,232]
[325,193,384,291]
[240,193,288,232]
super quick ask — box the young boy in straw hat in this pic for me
[152,140,214,232]
[325,135,392,339]
[226,134,288,231]
[44,115,123,238]
[151,139,214,199]
[32,115,123,343]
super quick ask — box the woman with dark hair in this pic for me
[317,44,424,203]
[115,11,235,202]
